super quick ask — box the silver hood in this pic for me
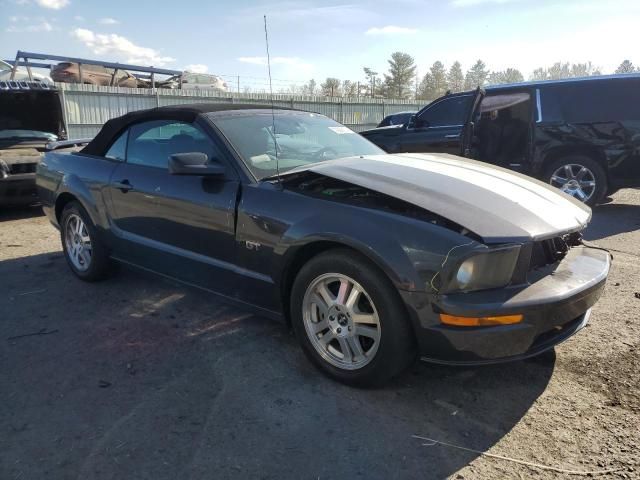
[305,153,591,243]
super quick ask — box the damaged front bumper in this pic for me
[0,171,38,205]
[400,246,610,365]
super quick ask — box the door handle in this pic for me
[445,134,460,139]
[113,179,133,192]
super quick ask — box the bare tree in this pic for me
[342,80,358,97]
[301,79,317,95]
[530,67,548,81]
[615,60,636,74]
[363,67,379,98]
[530,62,601,81]
[487,68,524,85]
[321,77,341,97]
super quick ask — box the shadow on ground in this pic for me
[0,253,555,479]
[585,202,640,241]
[0,204,44,222]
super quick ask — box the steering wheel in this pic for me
[312,147,338,161]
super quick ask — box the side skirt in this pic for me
[110,255,284,323]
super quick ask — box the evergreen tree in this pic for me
[464,59,488,89]
[383,52,417,98]
[417,61,448,100]
[447,61,464,92]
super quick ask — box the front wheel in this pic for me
[544,155,607,206]
[290,249,415,387]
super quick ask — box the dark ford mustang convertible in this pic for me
[37,104,610,386]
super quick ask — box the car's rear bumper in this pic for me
[0,173,38,205]
[400,246,610,365]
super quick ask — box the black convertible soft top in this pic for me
[82,103,291,156]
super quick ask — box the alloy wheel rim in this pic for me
[550,163,596,202]
[302,273,381,370]
[64,213,92,271]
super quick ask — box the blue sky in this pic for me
[1,0,638,90]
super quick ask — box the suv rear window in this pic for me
[540,79,640,123]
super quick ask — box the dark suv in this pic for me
[361,74,640,205]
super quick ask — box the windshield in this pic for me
[210,111,384,180]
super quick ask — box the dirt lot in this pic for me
[1,189,639,480]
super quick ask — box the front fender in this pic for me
[276,207,478,293]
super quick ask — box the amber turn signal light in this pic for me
[440,313,524,327]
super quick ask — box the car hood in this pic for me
[303,153,591,243]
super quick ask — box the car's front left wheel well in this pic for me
[280,241,395,328]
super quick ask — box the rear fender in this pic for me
[57,173,104,228]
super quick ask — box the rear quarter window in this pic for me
[541,79,640,123]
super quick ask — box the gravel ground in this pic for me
[0,189,639,480]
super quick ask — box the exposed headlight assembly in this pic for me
[445,245,521,293]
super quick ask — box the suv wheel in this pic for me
[544,155,607,206]
[290,249,415,387]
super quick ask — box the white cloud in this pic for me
[36,0,69,9]
[238,56,310,67]
[184,64,208,73]
[73,15,84,21]
[99,17,119,25]
[72,28,175,66]
[6,18,53,32]
[237,56,314,78]
[450,0,518,7]
[365,25,418,35]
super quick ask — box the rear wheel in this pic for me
[290,249,415,387]
[60,201,111,281]
[544,155,607,206]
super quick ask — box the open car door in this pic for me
[459,87,485,157]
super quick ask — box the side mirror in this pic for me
[169,152,225,176]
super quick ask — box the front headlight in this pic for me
[456,258,475,289]
[447,245,521,293]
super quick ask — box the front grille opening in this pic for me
[529,233,582,270]
[9,163,37,174]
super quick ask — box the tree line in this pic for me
[286,55,638,100]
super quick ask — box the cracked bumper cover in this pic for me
[400,246,610,365]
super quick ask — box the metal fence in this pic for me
[56,83,424,138]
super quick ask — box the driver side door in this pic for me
[398,94,475,154]
[105,119,241,296]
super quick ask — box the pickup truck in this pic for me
[37,103,610,386]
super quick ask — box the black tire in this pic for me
[543,155,607,207]
[290,248,416,387]
[60,201,111,281]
